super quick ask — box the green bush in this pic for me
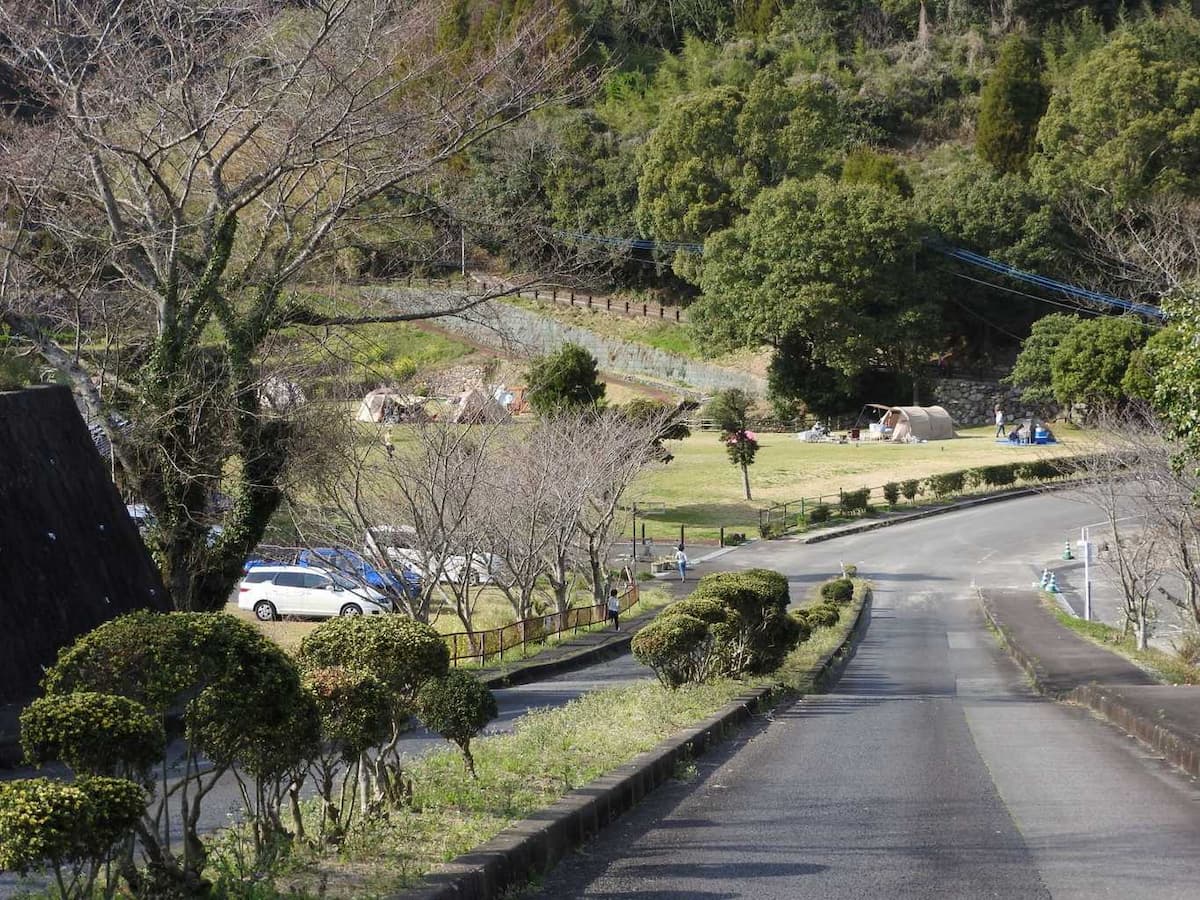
[789,611,812,644]
[924,470,966,498]
[0,776,144,895]
[20,692,163,780]
[302,667,392,761]
[691,569,799,676]
[808,502,831,523]
[882,482,900,506]
[975,463,1018,489]
[663,595,730,626]
[839,488,871,516]
[1018,458,1063,482]
[900,479,921,501]
[631,614,714,688]
[417,671,498,778]
[820,579,854,604]
[805,604,841,628]
[298,616,450,725]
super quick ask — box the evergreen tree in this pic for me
[977,35,1048,175]
[526,343,606,414]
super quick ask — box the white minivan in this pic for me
[238,565,393,621]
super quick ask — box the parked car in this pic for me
[238,565,392,621]
[364,525,498,585]
[296,547,421,601]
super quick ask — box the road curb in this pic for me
[393,588,872,900]
[801,487,1043,544]
[978,591,1200,779]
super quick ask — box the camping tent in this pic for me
[451,387,509,424]
[356,388,426,423]
[870,404,956,442]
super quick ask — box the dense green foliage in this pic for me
[302,667,393,762]
[634,568,802,687]
[1007,313,1081,405]
[976,36,1048,175]
[1050,316,1149,409]
[706,388,760,499]
[20,693,163,780]
[526,343,607,414]
[0,777,144,884]
[820,578,855,604]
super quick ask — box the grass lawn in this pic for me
[634,424,1098,540]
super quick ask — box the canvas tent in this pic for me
[356,388,426,423]
[869,404,956,442]
[451,387,509,424]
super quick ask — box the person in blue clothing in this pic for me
[675,545,688,582]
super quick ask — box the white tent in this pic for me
[450,387,509,424]
[356,388,425,423]
[871,404,956,442]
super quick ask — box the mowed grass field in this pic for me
[634,424,1098,540]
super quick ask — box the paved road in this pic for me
[534,491,1200,899]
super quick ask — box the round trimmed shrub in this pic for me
[20,692,163,779]
[808,502,831,524]
[805,604,841,628]
[882,482,900,506]
[900,479,921,501]
[298,616,450,722]
[663,595,729,625]
[631,614,712,688]
[0,776,144,878]
[820,578,854,604]
[303,667,392,761]
[789,611,812,643]
[417,671,498,778]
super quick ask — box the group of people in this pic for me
[994,407,1052,444]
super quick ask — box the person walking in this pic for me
[994,406,1005,438]
[675,545,688,582]
[606,588,621,631]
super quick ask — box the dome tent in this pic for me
[868,404,956,442]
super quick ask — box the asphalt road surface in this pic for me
[532,491,1200,900]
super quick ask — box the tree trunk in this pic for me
[741,462,752,501]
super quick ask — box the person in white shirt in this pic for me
[675,545,688,582]
[994,406,1005,438]
[606,588,621,630]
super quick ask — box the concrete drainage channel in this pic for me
[395,591,873,900]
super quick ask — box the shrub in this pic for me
[417,671,498,778]
[789,612,812,644]
[303,667,392,761]
[664,595,730,626]
[882,482,900,506]
[631,614,714,688]
[691,569,799,676]
[839,488,871,516]
[298,616,449,723]
[20,692,163,780]
[924,470,966,498]
[900,479,921,501]
[805,604,841,628]
[808,502,831,523]
[1018,458,1063,482]
[976,463,1018,489]
[0,776,144,897]
[820,578,854,604]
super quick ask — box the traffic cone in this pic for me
[1048,573,1060,593]
[1062,540,1073,560]
[1040,569,1050,590]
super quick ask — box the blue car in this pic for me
[296,547,421,602]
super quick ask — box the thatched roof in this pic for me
[0,386,169,706]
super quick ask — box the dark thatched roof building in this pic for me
[0,386,168,755]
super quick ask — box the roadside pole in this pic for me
[1081,526,1092,621]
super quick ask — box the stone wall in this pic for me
[933,377,1048,426]
[370,287,767,397]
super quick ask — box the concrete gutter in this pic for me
[392,590,872,900]
[978,591,1200,779]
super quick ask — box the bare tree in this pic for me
[0,0,585,611]
[1069,412,1167,649]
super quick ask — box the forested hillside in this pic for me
[419,0,1200,415]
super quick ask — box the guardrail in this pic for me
[443,575,640,666]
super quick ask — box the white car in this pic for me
[364,525,497,585]
[238,565,393,621]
